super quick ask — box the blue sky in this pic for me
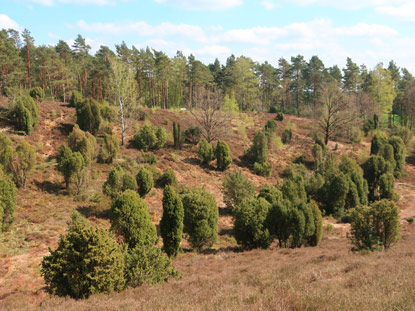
[1,0,415,72]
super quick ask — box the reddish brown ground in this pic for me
[0,98,414,310]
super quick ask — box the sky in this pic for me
[1,0,415,72]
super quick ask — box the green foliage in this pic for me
[69,90,84,108]
[99,134,119,164]
[100,102,117,123]
[68,125,96,165]
[314,137,326,155]
[364,155,396,202]
[103,165,136,199]
[1,140,37,188]
[281,128,292,144]
[183,127,202,145]
[57,145,85,190]
[368,65,396,115]
[312,144,323,170]
[198,138,214,165]
[275,112,284,121]
[391,125,413,146]
[160,186,184,257]
[0,174,17,231]
[173,121,183,149]
[138,108,148,121]
[245,131,268,164]
[253,161,272,177]
[370,133,387,155]
[132,125,167,151]
[181,187,218,250]
[258,184,282,206]
[41,213,125,299]
[158,168,177,188]
[125,244,181,287]
[308,200,323,246]
[349,199,400,251]
[136,167,154,198]
[388,136,406,178]
[222,170,256,209]
[76,98,102,135]
[29,87,45,101]
[264,119,277,134]
[141,152,157,165]
[281,175,307,204]
[9,96,39,135]
[233,197,272,249]
[215,140,232,171]
[110,190,157,248]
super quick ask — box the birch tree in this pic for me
[109,57,138,146]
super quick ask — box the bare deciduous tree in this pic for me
[319,81,356,145]
[190,88,230,143]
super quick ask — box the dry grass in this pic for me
[1,98,415,310]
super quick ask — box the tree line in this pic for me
[1,28,415,129]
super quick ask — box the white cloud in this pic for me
[261,0,277,10]
[20,0,116,6]
[195,45,231,56]
[0,14,21,30]
[376,2,415,21]
[76,20,207,41]
[334,23,398,36]
[153,0,243,11]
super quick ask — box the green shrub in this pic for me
[275,112,284,121]
[100,103,117,123]
[215,141,232,171]
[184,127,202,145]
[364,155,395,202]
[349,199,400,251]
[132,125,166,151]
[253,161,272,177]
[29,87,45,101]
[233,197,272,250]
[99,134,119,164]
[103,165,136,199]
[142,164,161,181]
[158,168,177,188]
[121,174,138,193]
[172,121,183,149]
[1,140,37,188]
[312,144,323,170]
[68,125,96,165]
[41,213,125,299]
[370,132,387,155]
[258,184,282,206]
[160,186,184,257]
[0,174,17,231]
[69,90,84,108]
[388,136,406,178]
[136,167,154,198]
[125,244,181,287]
[222,170,256,209]
[264,119,277,134]
[245,131,268,164]
[281,175,307,204]
[141,152,157,165]
[76,98,102,135]
[181,187,218,250]
[57,145,85,190]
[198,138,214,165]
[110,190,157,248]
[307,200,323,246]
[138,108,148,121]
[281,128,292,144]
[392,125,413,146]
[9,96,39,134]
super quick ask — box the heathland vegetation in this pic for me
[0,28,415,310]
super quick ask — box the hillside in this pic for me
[1,98,415,310]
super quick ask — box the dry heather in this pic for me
[0,99,415,310]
